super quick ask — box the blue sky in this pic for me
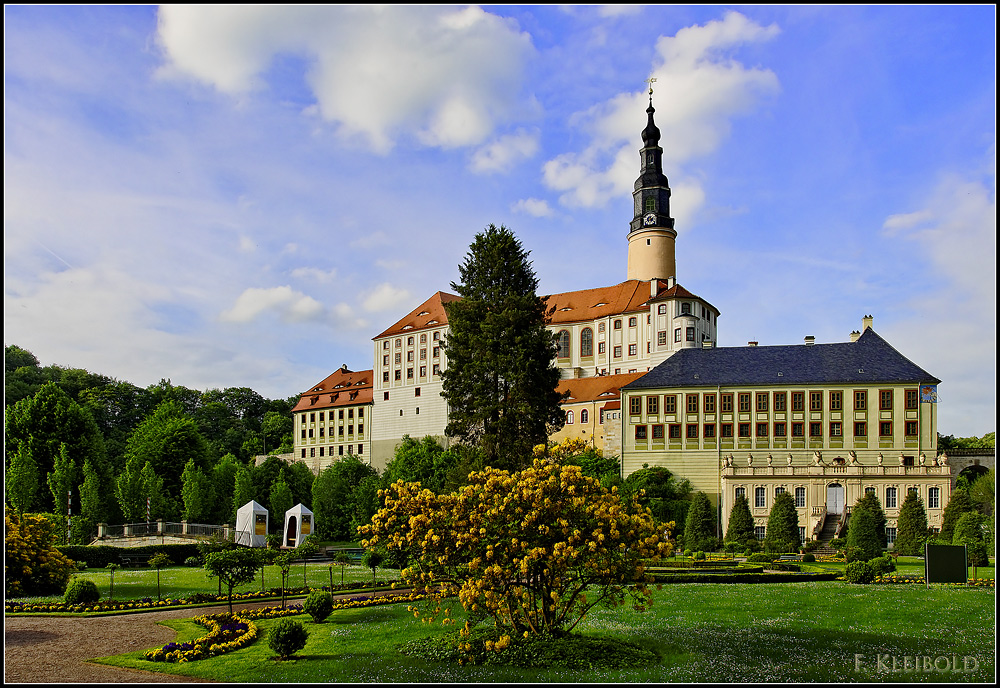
[4,5,995,437]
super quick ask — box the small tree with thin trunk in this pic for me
[106,562,119,601]
[273,552,294,609]
[147,553,172,601]
[204,548,262,613]
[333,551,352,587]
[296,538,319,588]
[361,549,384,598]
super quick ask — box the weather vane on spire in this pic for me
[645,77,657,105]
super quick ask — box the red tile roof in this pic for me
[291,367,374,413]
[373,291,459,340]
[556,372,646,405]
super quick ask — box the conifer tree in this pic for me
[847,491,887,560]
[47,443,76,518]
[940,488,976,543]
[78,459,106,525]
[893,490,928,555]
[763,491,801,553]
[724,494,755,550]
[683,491,717,551]
[232,462,256,522]
[441,224,565,471]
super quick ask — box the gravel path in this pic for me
[5,592,403,684]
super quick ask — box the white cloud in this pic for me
[598,5,642,18]
[542,11,780,212]
[290,267,337,283]
[511,198,554,218]
[470,129,540,174]
[220,285,324,323]
[156,5,534,153]
[239,235,257,253]
[882,209,934,235]
[362,283,413,312]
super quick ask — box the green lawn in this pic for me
[91,581,995,682]
[15,562,399,605]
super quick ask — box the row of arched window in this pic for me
[565,409,589,424]
[556,327,593,359]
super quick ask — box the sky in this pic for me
[4,5,995,437]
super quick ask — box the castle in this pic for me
[291,95,955,543]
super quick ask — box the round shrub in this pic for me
[303,590,334,623]
[844,560,875,584]
[268,618,309,659]
[682,549,692,558]
[64,578,101,604]
[746,553,776,563]
[75,561,88,571]
[693,551,706,561]
[869,554,895,576]
[185,556,202,567]
[801,553,815,563]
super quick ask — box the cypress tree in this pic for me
[683,491,717,551]
[270,469,294,533]
[847,492,887,560]
[893,490,928,555]
[725,494,755,550]
[764,491,801,553]
[940,488,976,543]
[6,441,39,514]
[232,463,256,523]
[441,224,565,471]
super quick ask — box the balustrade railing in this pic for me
[97,521,229,540]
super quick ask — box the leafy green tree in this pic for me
[5,440,39,514]
[847,492,887,561]
[953,511,987,544]
[78,459,107,527]
[623,465,692,532]
[5,344,47,407]
[361,549,384,595]
[116,455,145,522]
[940,488,976,543]
[894,490,928,555]
[684,491,718,551]
[5,381,109,514]
[210,453,240,525]
[180,458,215,523]
[47,443,77,520]
[763,491,801,553]
[204,548,263,613]
[147,552,173,601]
[725,494,755,551]
[311,456,378,540]
[261,410,294,454]
[383,435,461,494]
[141,460,177,521]
[937,432,995,450]
[79,379,156,471]
[121,400,212,501]
[273,551,294,608]
[441,224,566,471]
[269,469,294,534]
[349,474,384,538]
[232,462,256,522]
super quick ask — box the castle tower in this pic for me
[626,90,677,282]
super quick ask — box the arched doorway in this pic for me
[285,515,298,547]
[826,483,845,515]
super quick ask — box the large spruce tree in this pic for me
[940,488,976,543]
[441,225,565,471]
[893,490,928,555]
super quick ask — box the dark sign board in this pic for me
[925,544,967,586]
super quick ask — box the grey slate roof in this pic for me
[624,328,940,390]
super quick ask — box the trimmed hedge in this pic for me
[57,544,201,567]
[652,570,839,584]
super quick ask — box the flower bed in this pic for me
[5,580,399,615]
[875,574,994,588]
[142,592,432,663]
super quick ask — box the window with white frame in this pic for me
[885,487,897,508]
[928,487,940,509]
[755,487,766,508]
[795,487,806,508]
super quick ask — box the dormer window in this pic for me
[681,302,691,315]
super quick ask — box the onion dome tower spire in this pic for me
[627,80,677,282]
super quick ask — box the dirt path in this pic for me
[5,591,405,684]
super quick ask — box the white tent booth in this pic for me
[234,500,269,547]
[283,503,314,548]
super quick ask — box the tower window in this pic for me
[645,197,655,211]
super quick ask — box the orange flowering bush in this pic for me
[360,459,672,637]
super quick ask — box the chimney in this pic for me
[862,314,874,331]
[747,341,758,347]
[850,330,861,343]
[650,278,658,298]
[804,336,816,346]
[702,340,715,349]
[667,275,675,289]
[340,364,349,372]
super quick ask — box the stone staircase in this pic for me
[811,514,842,556]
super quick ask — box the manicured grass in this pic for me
[15,563,399,605]
[805,556,995,580]
[91,581,994,682]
